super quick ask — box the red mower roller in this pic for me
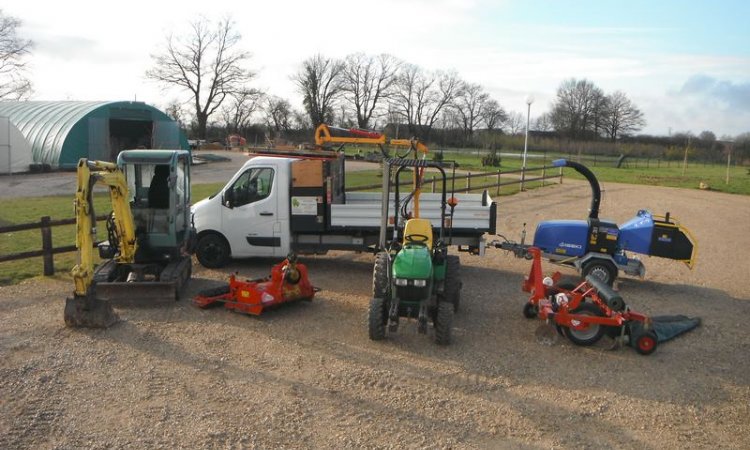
[194,255,317,316]
[521,247,658,355]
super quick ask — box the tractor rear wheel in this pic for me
[562,302,606,346]
[445,255,462,312]
[582,259,618,286]
[434,301,453,345]
[372,252,390,299]
[369,297,388,340]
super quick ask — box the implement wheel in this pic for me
[562,302,606,346]
[369,297,388,341]
[633,330,658,355]
[445,255,462,312]
[522,302,538,319]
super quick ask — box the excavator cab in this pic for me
[118,150,192,259]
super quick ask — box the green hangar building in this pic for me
[0,101,189,171]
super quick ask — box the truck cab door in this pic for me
[221,166,278,257]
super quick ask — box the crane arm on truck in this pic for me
[314,123,428,157]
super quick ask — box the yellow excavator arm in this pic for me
[71,159,138,297]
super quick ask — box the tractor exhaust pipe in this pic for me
[552,159,601,219]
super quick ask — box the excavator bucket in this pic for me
[64,294,119,328]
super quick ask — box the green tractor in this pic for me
[368,159,462,345]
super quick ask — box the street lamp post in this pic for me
[521,95,534,191]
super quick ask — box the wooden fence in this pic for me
[0,214,107,275]
[347,164,564,194]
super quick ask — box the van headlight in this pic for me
[394,278,408,286]
[413,279,427,287]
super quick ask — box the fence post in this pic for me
[41,216,54,276]
[431,176,436,193]
[542,164,546,187]
[496,170,501,196]
[559,166,563,184]
[467,172,471,192]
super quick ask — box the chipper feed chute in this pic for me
[618,211,697,269]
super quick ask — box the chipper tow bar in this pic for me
[519,246,659,355]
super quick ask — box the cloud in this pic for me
[677,75,750,112]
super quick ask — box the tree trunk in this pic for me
[196,112,209,140]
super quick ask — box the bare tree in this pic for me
[550,78,605,140]
[504,111,525,135]
[263,96,292,138]
[293,54,344,128]
[602,91,645,141]
[454,82,489,138]
[341,53,400,129]
[222,88,262,134]
[390,65,460,140]
[533,112,553,132]
[481,99,507,131]
[0,10,33,100]
[163,99,187,128]
[146,17,255,139]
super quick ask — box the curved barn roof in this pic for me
[0,101,184,167]
[0,101,108,164]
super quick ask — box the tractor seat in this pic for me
[403,218,433,248]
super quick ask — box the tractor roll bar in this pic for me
[391,159,448,244]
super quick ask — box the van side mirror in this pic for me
[223,189,234,208]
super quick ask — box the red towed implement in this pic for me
[522,247,658,355]
[194,256,317,316]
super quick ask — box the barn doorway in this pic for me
[109,119,153,159]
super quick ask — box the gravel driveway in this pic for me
[1,179,749,448]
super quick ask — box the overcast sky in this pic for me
[6,0,750,137]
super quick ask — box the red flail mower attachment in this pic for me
[522,247,658,355]
[194,256,317,316]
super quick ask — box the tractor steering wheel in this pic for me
[405,234,430,244]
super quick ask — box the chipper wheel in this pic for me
[368,297,388,340]
[562,302,606,346]
[434,301,453,346]
[445,255,462,313]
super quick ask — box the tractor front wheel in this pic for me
[434,302,453,345]
[368,297,388,341]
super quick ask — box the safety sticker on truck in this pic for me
[291,196,319,215]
